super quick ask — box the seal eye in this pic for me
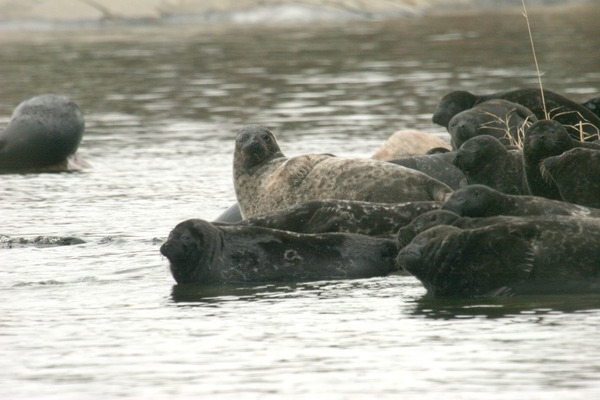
[238,133,249,143]
[261,133,271,142]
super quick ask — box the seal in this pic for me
[582,94,600,118]
[441,184,600,218]
[397,218,600,297]
[233,125,453,218]
[452,135,527,195]
[432,88,600,140]
[388,151,466,190]
[214,203,243,223]
[0,94,86,172]
[233,199,442,237]
[447,99,536,150]
[542,147,600,208]
[159,218,400,285]
[523,120,600,200]
[371,129,451,160]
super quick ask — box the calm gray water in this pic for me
[2,3,600,399]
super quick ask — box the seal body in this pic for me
[433,88,600,140]
[397,218,600,297]
[582,94,600,119]
[447,99,536,150]
[234,199,442,237]
[160,219,400,285]
[452,135,527,195]
[542,148,600,208]
[233,125,453,218]
[388,151,466,190]
[371,129,450,160]
[523,120,600,200]
[0,94,85,171]
[441,184,600,218]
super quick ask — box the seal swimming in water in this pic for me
[0,94,86,172]
[232,199,441,237]
[522,120,600,200]
[233,125,453,218]
[160,218,400,285]
[397,218,600,297]
[541,148,600,208]
[441,184,600,218]
[447,99,536,150]
[432,88,600,140]
[452,135,527,195]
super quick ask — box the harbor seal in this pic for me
[0,94,85,172]
[233,125,453,218]
[452,135,527,195]
[432,88,600,140]
[447,99,536,150]
[523,120,600,200]
[233,199,442,237]
[582,94,600,118]
[160,218,400,285]
[397,218,600,297]
[388,151,466,190]
[542,148,600,208]
[371,129,450,160]
[441,184,600,218]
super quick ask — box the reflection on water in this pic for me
[2,3,600,399]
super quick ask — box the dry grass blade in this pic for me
[522,0,548,119]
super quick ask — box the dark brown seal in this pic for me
[233,199,442,237]
[441,184,600,218]
[388,151,466,190]
[160,218,400,285]
[447,99,536,150]
[397,217,600,297]
[542,148,600,208]
[452,135,527,195]
[432,88,600,140]
[233,125,453,218]
[523,120,600,200]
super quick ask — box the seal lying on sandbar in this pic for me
[432,88,600,140]
[0,94,86,172]
[160,219,400,285]
[523,120,600,200]
[397,218,600,297]
[452,135,527,195]
[542,148,600,208]
[371,129,450,160]
[232,199,442,237]
[233,125,453,218]
[447,99,536,150]
[441,184,600,218]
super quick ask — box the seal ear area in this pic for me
[235,125,284,169]
[432,90,478,128]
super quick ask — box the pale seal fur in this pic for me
[371,129,450,160]
[233,125,453,218]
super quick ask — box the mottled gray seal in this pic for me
[452,135,527,195]
[523,120,600,200]
[160,218,400,285]
[232,199,441,237]
[233,125,453,218]
[441,184,600,218]
[542,148,600,208]
[447,99,536,150]
[388,151,466,190]
[0,94,86,172]
[397,218,600,297]
[432,88,600,140]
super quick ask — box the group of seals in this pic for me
[159,219,400,285]
[0,94,87,172]
[233,124,453,218]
